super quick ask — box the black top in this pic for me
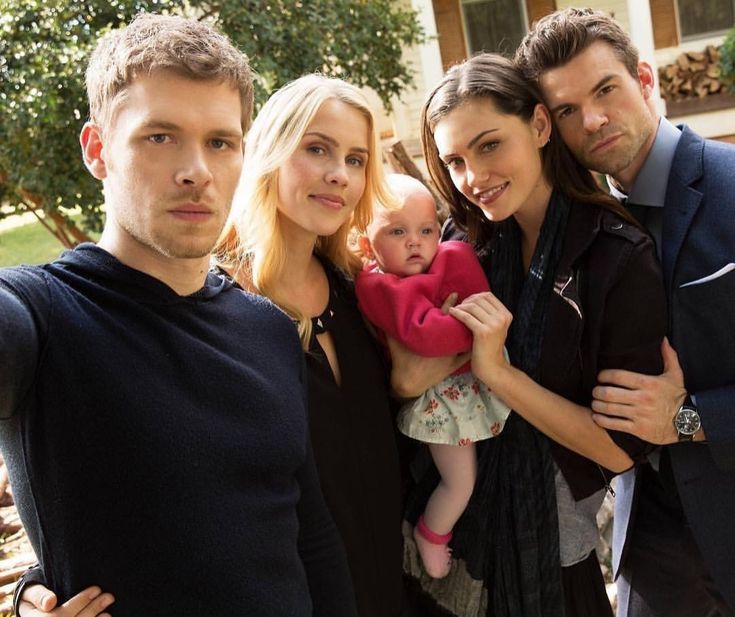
[306,258,405,617]
[444,204,665,499]
[0,245,356,616]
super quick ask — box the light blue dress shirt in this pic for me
[608,117,683,259]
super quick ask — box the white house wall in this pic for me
[385,0,444,156]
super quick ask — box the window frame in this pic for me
[459,0,529,56]
[676,0,735,41]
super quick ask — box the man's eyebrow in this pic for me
[304,131,369,154]
[210,128,245,139]
[138,120,243,139]
[589,74,616,95]
[139,120,180,131]
[548,75,616,114]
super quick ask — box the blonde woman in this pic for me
[215,75,407,617]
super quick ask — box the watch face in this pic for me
[675,406,701,436]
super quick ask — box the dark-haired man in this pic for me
[518,8,735,617]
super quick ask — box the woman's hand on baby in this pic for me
[449,292,511,387]
[19,585,114,617]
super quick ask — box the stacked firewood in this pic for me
[659,45,724,101]
[0,456,36,616]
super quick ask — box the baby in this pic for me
[355,174,510,578]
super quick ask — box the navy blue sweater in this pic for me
[0,244,356,616]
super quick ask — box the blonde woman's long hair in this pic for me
[215,74,394,347]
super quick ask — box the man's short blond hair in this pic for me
[86,13,253,133]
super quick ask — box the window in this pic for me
[461,0,528,56]
[677,0,735,39]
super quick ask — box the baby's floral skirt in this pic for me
[397,371,511,445]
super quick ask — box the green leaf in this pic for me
[720,28,735,93]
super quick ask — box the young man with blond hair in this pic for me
[1,13,355,616]
[517,8,735,617]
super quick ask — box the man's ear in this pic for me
[532,103,552,147]
[80,122,107,180]
[637,61,656,100]
[357,235,373,260]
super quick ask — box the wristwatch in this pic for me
[673,396,701,442]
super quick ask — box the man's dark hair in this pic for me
[515,7,639,82]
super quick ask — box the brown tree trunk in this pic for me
[19,188,93,248]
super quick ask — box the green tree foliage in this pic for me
[215,0,425,110]
[720,27,735,94]
[0,0,425,243]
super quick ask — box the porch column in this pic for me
[625,0,667,114]
[412,0,445,87]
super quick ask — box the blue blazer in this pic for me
[614,126,735,609]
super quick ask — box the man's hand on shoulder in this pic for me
[591,338,704,444]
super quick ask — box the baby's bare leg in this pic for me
[425,442,477,532]
[414,443,477,578]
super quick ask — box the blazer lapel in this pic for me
[539,203,598,384]
[662,127,704,294]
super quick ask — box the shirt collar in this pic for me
[607,117,681,207]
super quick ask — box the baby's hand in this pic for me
[440,292,459,314]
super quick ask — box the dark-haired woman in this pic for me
[397,53,667,617]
